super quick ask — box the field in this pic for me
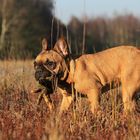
[0,60,140,140]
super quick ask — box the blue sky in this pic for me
[55,0,140,24]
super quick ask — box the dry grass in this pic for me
[0,60,140,140]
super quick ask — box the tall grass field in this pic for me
[0,60,139,140]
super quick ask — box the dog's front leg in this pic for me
[42,93,54,111]
[37,92,43,105]
[60,94,73,113]
[57,88,73,113]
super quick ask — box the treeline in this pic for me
[0,0,140,59]
[68,14,140,54]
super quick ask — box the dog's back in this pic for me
[76,46,140,83]
[73,46,140,92]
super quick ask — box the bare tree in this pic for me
[0,0,27,55]
[0,0,54,59]
[0,0,13,50]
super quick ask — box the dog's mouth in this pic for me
[34,63,59,92]
[35,66,52,82]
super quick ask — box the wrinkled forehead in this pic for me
[35,50,62,64]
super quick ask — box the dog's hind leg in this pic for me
[122,84,136,114]
[121,69,140,114]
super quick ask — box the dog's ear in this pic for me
[54,38,69,57]
[42,38,48,51]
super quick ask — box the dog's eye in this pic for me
[48,61,53,66]
[45,60,56,69]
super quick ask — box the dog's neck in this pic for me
[66,59,76,83]
[60,56,70,81]
[60,56,76,84]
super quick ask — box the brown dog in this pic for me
[35,38,140,114]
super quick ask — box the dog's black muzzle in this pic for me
[34,63,53,83]
[34,62,59,93]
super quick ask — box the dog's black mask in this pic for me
[34,62,54,93]
[34,62,52,85]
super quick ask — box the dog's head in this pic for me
[34,37,70,83]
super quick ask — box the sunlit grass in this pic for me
[0,60,139,140]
